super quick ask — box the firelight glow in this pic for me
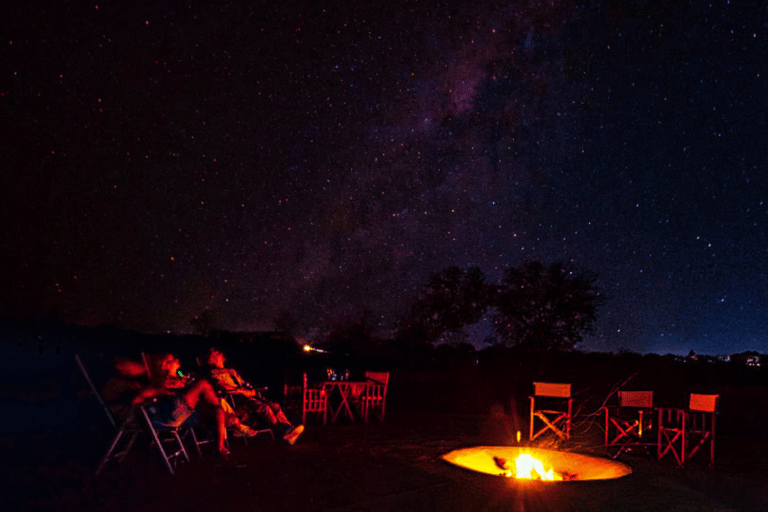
[513,453,561,481]
[441,446,632,482]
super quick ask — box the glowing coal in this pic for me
[442,446,632,482]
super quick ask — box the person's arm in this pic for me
[235,386,257,398]
[163,376,189,389]
[208,368,241,393]
[229,369,258,397]
[131,385,171,406]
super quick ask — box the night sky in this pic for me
[2,0,766,355]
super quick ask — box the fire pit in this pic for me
[442,446,632,482]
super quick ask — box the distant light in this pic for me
[302,344,328,354]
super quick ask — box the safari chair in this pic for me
[302,373,328,425]
[603,391,654,457]
[657,393,719,466]
[529,382,573,441]
[360,371,390,423]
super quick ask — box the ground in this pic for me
[4,411,768,512]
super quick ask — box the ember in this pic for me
[442,446,632,482]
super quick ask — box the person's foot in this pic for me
[218,447,231,461]
[234,424,261,437]
[282,424,304,446]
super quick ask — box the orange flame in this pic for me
[513,453,563,481]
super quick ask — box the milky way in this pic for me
[2,0,766,355]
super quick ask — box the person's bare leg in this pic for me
[182,380,228,453]
[215,406,227,453]
[272,405,292,426]
[182,379,219,408]
[262,407,279,425]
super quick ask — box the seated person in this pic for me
[132,353,231,460]
[102,356,149,423]
[203,347,304,445]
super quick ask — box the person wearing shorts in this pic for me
[132,353,230,459]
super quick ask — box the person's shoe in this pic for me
[234,424,261,438]
[282,424,304,446]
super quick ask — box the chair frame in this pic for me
[529,382,573,441]
[657,393,719,466]
[302,373,328,425]
[225,392,274,444]
[603,390,654,457]
[75,354,118,429]
[96,403,199,476]
[361,371,389,423]
[142,352,212,455]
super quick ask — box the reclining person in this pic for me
[102,356,149,423]
[203,347,304,445]
[131,353,231,460]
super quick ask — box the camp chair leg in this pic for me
[529,396,535,440]
[686,415,716,466]
[139,406,191,475]
[188,427,203,457]
[96,426,138,476]
[657,408,685,466]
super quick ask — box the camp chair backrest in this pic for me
[75,354,117,429]
[533,382,571,398]
[618,390,653,409]
[361,372,389,423]
[689,394,719,413]
[365,371,390,386]
[302,373,328,425]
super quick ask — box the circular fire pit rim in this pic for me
[441,445,634,482]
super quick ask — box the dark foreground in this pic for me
[5,411,768,512]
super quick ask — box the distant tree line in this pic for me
[188,260,601,356]
[396,261,601,353]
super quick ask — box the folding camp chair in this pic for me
[360,371,390,423]
[96,403,199,476]
[75,354,118,429]
[303,373,328,425]
[529,382,573,441]
[76,353,142,473]
[657,393,719,466]
[141,352,212,456]
[603,390,654,457]
[225,392,274,445]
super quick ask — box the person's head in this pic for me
[155,353,181,377]
[113,357,148,379]
[206,347,225,368]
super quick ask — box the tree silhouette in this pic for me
[493,261,599,352]
[190,308,219,337]
[402,266,491,344]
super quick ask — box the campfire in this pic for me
[498,453,565,481]
[442,446,632,482]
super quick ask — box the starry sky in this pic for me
[2,0,766,355]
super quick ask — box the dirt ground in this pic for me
[4,410,768,512]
